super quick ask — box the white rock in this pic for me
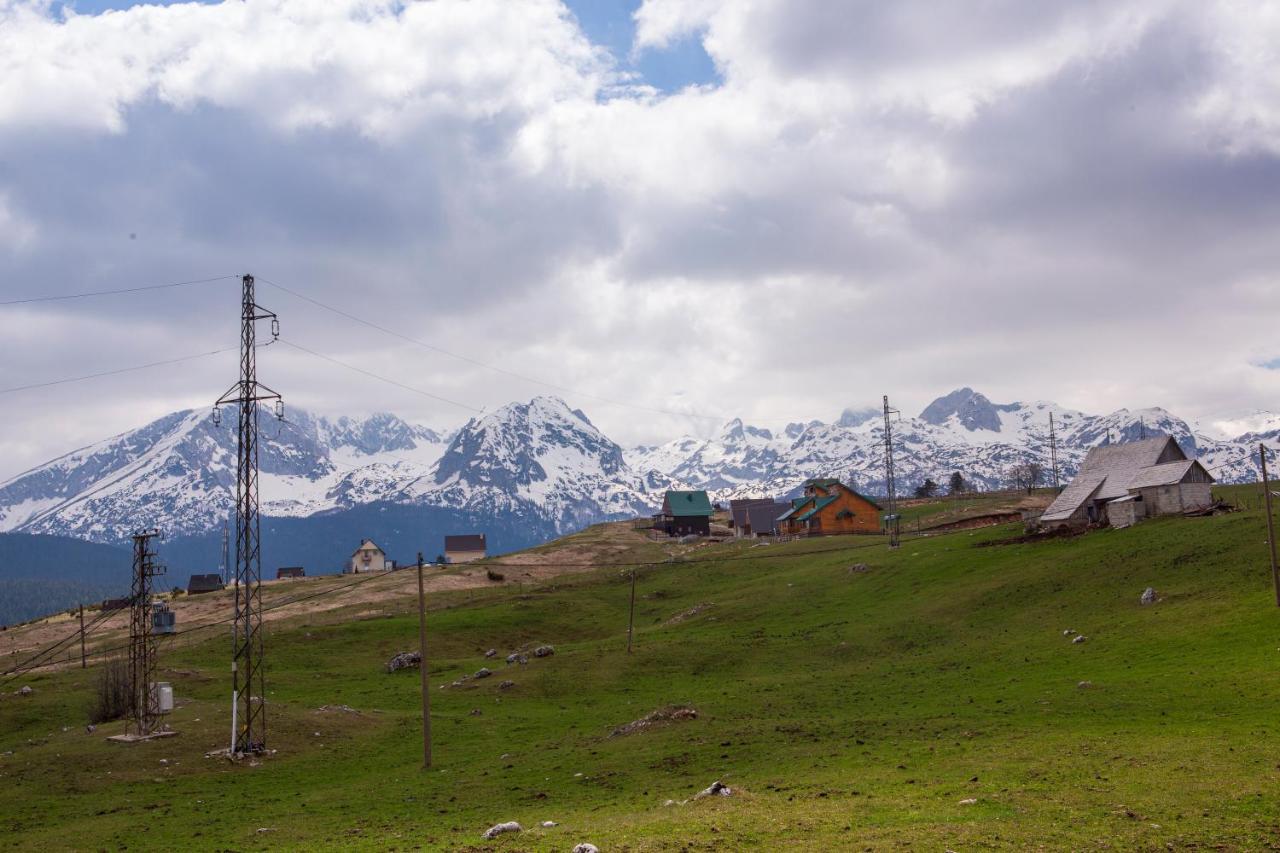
[959,797,978,805]
[482,821,522,839]
[573,845,600,853]
[18,686,32,696]
[1140,587,1157,605]
[540,820,557,827]
[695,780,732,798]
[1072,635,1087,644]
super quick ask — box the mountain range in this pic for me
[0,388,1273,585]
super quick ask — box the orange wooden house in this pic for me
[776,478,882,536]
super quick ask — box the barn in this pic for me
[1040,436,1214,528]
[776,478,882,537]
[276,566,305,580]
[655,490,713,537]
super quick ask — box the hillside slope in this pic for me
[1,490,1278,849]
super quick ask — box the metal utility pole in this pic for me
[78,603,86,669]
[214,273,283,756]
[1260,445,1280,607]
[127,530,165,738]
[627,568,638,653]
[1048,412,1060,490]
[883,395,901,548]
[416,552,432,768]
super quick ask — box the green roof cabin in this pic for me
[655,490,714,537]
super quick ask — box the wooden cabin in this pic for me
[776,478,882,537]
[654,490,713,537]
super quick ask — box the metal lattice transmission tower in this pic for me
[127,529,165,738]
[214,273,283,755]
[1048,412,1060,490]
[883,395,901,548]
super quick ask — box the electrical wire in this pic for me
[275,338,483,413]
[0,347,236,396]
[259,277,755,424]
[0,275,238,306]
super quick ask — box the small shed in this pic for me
[187,574,225,595]
[655,490,713,537]
[276,566,305,580]
[444,534,487,564]
[348,539,391,574]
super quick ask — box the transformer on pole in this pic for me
[213,273,283,756]
[125,529,168,739]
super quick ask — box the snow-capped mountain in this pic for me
[631,388,1257,502]
[0,396,649,545]
[0,387,1269,552]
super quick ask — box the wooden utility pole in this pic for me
[627,569,637,654]
[416,552,432,767]
[78,604,86,669]
[1260,446,1280,607]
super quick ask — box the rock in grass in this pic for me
[385,651,421,673]
[1140,587,1157,605]
[474,667,493,679]
[695,780,732,799]
[484,648,497,658]
[573,845,600,853]
[1077,680,1093,689]
[959,797,978,805]
[533,645,555,658]
[506,653,528,665]
[1062,629,1076,636]
[540,820,557,827]
[1072,635,1087,644]
[499,680,516,690]
[611,705,698,737]
[482,821,522,839]
[18,686,32,696]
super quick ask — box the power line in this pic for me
[277,338,484,413]
[0,275,237,306]
[259,277,752,424]
[0,347,236,396]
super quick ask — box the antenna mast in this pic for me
[214,274,283,757]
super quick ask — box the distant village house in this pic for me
[729,498,788,538]
[276,566,305,580]
[347,539,392,574]
[1040,436,1214,528]
[654,490,713,537]
[444,534,487,564]
[187,574,225,595]
[776,479,882,537]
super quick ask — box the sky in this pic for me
[2,0,1280,480]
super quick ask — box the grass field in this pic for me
[3,489,1280,850]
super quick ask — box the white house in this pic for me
[1040,436,1214,528]
[347,539,392,574]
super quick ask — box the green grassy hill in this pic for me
[2,490,1279,850]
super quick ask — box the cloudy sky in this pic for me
[1,0,1279,479]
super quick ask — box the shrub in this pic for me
[486,569,505,582]
[88,659,131,724]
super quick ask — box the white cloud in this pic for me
[1,0,1280,477]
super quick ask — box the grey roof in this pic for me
[740,501,788,534]
[1126,459,1206,489]
[1041,436,1211,522]
[729,498,778,527]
